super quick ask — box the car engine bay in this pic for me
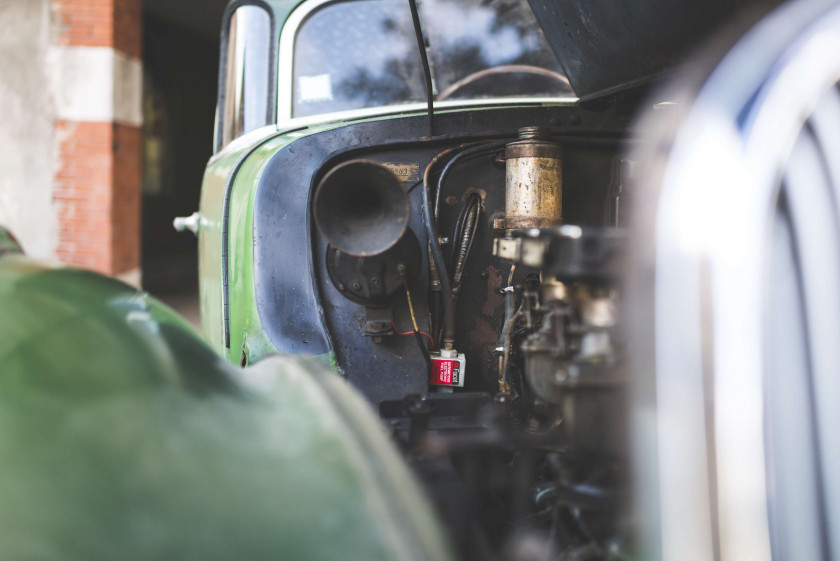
[265,105,635,559]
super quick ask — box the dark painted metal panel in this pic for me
[253,104,630,404]
[528,0,780,99]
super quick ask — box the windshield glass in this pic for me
[291,0,571,118]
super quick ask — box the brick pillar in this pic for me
[51,0,143,285]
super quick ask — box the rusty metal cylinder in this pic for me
[504,127,563,230]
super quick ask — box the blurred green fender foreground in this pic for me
[0,234,452,561]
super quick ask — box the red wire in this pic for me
[392,321,434,346]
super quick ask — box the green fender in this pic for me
[0,250,453,561]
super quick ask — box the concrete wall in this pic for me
[0,0,58,260]
[0,0,143,284]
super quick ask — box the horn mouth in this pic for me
[313,160,410,257]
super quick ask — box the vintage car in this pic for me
[2,0,840,558]
[193,2,626,556]
[187,0,840,558]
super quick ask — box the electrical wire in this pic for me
[405,283,420,332]
[403,283,433,378]
[420,141,508,349]
[451,193,481,283]
[499,264,519,392]
[448,193,474,268]
[392,322,435,346]
[461,199,481,270]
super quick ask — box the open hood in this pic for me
[528,0,781,99]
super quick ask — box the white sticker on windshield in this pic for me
[299,74,333,102]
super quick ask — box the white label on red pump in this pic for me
[430,354,466,387]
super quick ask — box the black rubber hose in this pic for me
[422,182,455,349]
[414,330,433,380]
[434,140,508,220]
[430,291,441,347]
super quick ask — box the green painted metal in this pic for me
[0,253,454,560]
[224,122,350,366]
[198,126,281,355]
[200,0,308,355]
[224,131,296,364]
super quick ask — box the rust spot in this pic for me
[462,187,488,210]
[469,315,499,365]
[482,264,504,317]
[354,314,367,331]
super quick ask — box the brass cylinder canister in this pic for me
[504,127,563,229]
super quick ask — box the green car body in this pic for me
[200,120,348,365]
[0,234,453,560]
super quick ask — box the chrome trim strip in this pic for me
[277,0,335,122]
[279,97,578,130]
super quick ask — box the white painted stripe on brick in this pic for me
[49,46,142,126]
[116,267,142,289]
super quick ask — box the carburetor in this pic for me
[494,224,624,451]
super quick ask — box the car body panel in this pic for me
[204,100,607,367]
[0,252,454,560]
[204,0,584,366]
[199,125,280,354]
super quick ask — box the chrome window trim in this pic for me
[277,0,334,123]
[279,97,578,130]
[276,0,578,127]
[215,0,278,154]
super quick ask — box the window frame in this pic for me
[214,0,279,153]
[275,0,577,127]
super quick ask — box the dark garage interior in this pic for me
[141,0,229,323]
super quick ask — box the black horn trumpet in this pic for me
[314,160,410,257]
[314,160,421,308]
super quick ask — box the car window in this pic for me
[291,0,569,118]
[292,0,426,118]
[420,0,569,101]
